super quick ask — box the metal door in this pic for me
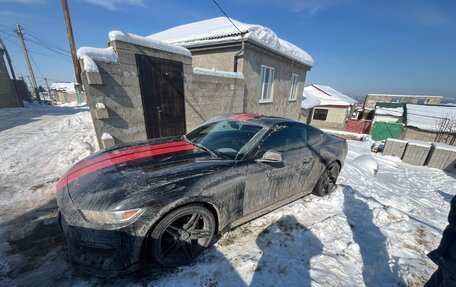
[136,54,186,138]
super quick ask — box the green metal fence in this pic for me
[370,121,403,141]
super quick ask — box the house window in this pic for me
[289,74,299,101]
[313,109,328,121]
[259,65,275,102]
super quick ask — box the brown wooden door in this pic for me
[136,54,186,139]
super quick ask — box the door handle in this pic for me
[156,106,163,120]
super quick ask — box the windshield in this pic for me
[185,119,263,159]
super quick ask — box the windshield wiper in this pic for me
[183,135,219,159]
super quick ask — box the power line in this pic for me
[26,32,70,54]
[29,49,72,62]
[29,52,45,79]
[25,36,71,58]
[210,0,244,36]
[0,23,13,30]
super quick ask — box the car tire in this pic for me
[312,162,340,197]
[149,204,216,268]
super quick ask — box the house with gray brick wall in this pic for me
[77,17,314,148]
[0,47,22,108]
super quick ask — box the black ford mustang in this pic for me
[56,113,347,276]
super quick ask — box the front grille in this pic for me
[76,242,116,258]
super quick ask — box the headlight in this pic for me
[79,208,143,225]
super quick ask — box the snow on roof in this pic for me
[375,106,404,117]
[368,93,443,99]
[303,84,356,107]
[109,31,191,57]
[301,91,321,109]
[193,67,244,79]
[50,82,76,94]
[406,104,456,132]
[148,17,314,67]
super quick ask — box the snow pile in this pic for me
[353,154,379,175]
[304,84,356,106]
[375,106,404,117]
[0,104,97,223]
[50,82,76,94]
[301,89,321,109]
[77,47,118,73]
[95,102,106,109]
[322,128,367,141]
[0,106,455,286]
[406,104,456,132]
[193,67,244,79]
[56,101,87,107]
[148,17,314,67]
[109,31,191,57]
[101,132,113,140]
[81,55,98,73]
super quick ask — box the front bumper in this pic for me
[57,187,145,277]
[59,214,143,277]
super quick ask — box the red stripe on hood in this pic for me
[56,141,195,191]
[69,141,189,176]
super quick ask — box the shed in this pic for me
[402,104,456,144]
[303,84,356,130]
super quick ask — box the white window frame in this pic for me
[289,74,299,101]
[259,65,275,103]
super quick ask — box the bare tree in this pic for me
[435,114,456,145]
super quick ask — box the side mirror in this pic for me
[255,150,283,163]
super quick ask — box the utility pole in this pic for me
[16,24,42,104]
[26,75,33,94]
[61,0,82,91]
[0,37,23,107]
[44,77,52,103]
[44,77,50,92]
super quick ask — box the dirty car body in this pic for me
[56,113,348,276]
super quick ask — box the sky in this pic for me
[0,0,455,101]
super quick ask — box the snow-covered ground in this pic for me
[0,104,455,286]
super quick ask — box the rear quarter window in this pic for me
[307,126,324,147]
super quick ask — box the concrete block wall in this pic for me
[425,97,442,105]
[80,40,192,148]
[401,127,438,142]
[81,40,246,148]
[363,95,392,110]
[402,142,431,166]
[426,143,456,171]
[383,138,407,158]
[185,73,245,130]
[310,119,346,131]
[0,48,22,108]
[191,45,243,72]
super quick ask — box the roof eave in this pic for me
[177,38,313,69]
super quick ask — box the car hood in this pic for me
[59,136,225,211]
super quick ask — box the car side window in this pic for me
[307,126,324,147]
[258,123,307,154]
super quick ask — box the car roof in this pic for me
[227,113,295,127]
